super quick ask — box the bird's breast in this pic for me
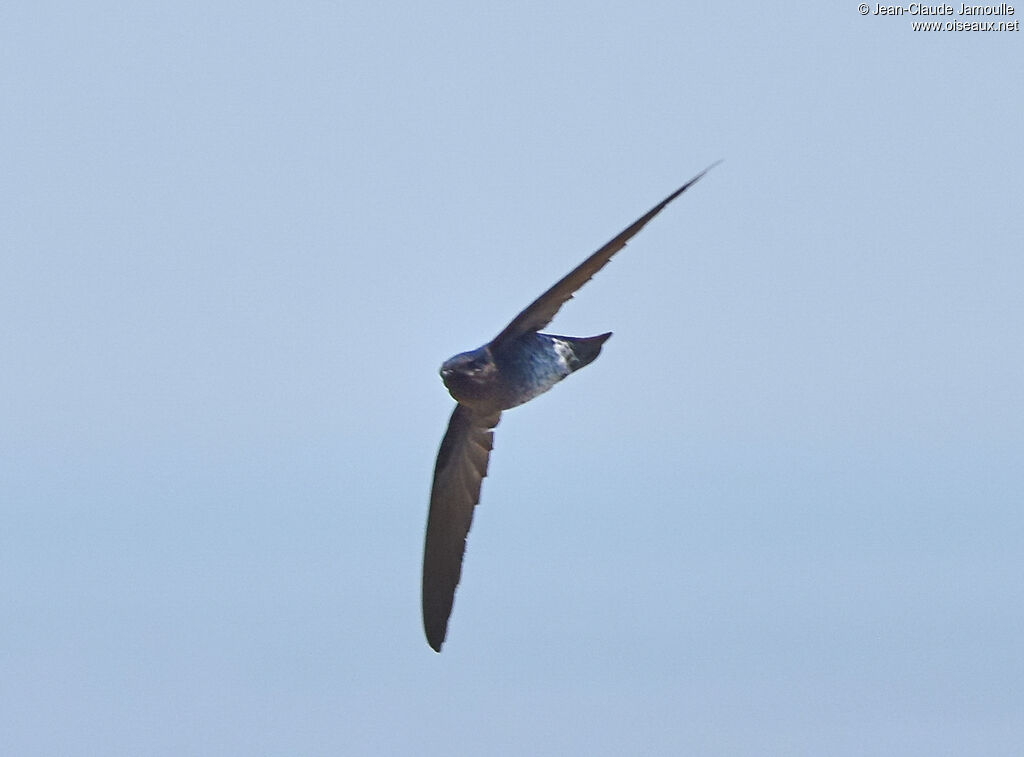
[494,335,577,409]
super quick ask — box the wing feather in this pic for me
[422,405,501,652]
[491,163,719,349]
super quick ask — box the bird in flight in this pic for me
[422,163,719,652]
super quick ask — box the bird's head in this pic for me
[439,347,497,404]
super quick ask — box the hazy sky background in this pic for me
[2,2,1022,755]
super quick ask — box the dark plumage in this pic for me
[422,164,719,651]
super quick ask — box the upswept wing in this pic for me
[490,163,719,350]
[422,404,502,652]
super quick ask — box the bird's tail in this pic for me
[564,332,612,372]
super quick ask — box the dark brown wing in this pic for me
[490,163,720,350]
[422,404,501,652]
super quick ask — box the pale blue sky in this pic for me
[2,2,1022,755]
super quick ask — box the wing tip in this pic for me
[423,613,447,652]
[667,160,723,201]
